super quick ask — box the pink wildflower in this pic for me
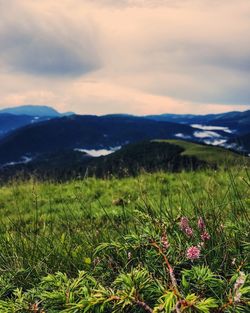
[161,233,170,250]
[179,217,193,237]
[186,246,200,260]
[201,231,210,241]
[179,217,189,231]
[184,226,193,237]
[161,234,170,250]
[233,272,246,303]
[234,272,246,292]
[234,292,242,303]
[198,217,206,230]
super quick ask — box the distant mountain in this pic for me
[0,115,195,165]
[146,110,250,134]
[0,107,249,166]
[146,113,203,123]
[0,105,74,138]
[227,132,250,154]
[0,105,73,117]
[207,110,250,134]
[0,113,51,139]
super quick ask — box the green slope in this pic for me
[155,139,250,166]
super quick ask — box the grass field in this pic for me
[0,167,249,312]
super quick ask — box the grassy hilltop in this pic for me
[156,140,250,165]
[0,141,249,312]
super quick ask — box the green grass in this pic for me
[157,139,250,166]
[0,167,249,312]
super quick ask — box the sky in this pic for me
[0,0,250,115]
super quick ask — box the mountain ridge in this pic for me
[0,139,248,182]
[146,110,250,131]
[0,114,195,165]
[0,105,249,160]
[0,105,73,117]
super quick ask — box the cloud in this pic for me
[1,74,248,115]
[91,0,250,105]
[0,0,249,114]
[0,1,101,77]
[86,0,246,9]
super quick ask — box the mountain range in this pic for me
[0,105,72,138]
[0,114,195,165]
[147,110,250,134]
[0,105,73,117]
[0,105,249,179]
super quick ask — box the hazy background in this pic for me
[0,0,250,115]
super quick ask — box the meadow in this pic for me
[0,167,249,312]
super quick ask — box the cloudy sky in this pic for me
[0,0,250,115]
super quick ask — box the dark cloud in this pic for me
[176,42,250,73]
[0,8,101,77]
